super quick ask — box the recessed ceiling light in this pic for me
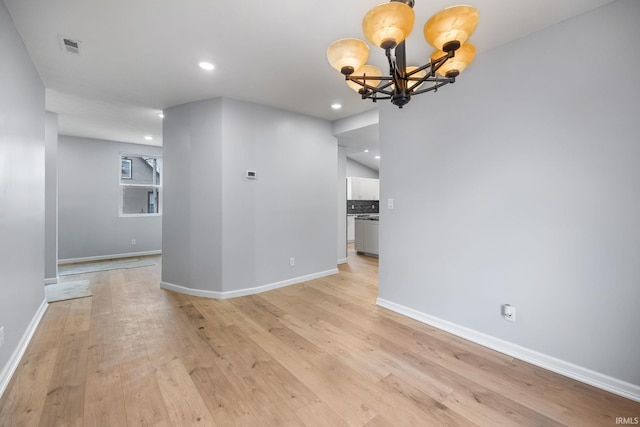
[375,155,380,159]
[331,103,342,110]
[199,61,215,71]
[144,135,153,141]
[158,113,164,119]
[364,149,369,153]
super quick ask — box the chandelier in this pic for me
[327,1,479,108]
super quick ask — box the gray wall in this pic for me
[346,158,379,179]
[57,136,162,261]
[162,98,337,295]
[379,0,640,388]
[44,112,58,282]
[161,99,224,292]
[337,146,347,262]
[0,0,45,385]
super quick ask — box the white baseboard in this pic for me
[44,277,58,285]
[161,268,339,300]
[376,298,640,403]
[0,298,48,399]
[58,250,162,265]
[337,258,348,265]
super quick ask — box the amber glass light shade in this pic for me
[362,2,415,50]
[431,43,476,77]
[347,65,383,92]
[327,38,369,75]
[424,5,479,51]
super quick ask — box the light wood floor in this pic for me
[1,249,638,426]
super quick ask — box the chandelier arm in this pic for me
[376,80,395,92]
[372,88,394,96]
[429,50,455,76]
[362,87,395,97]
[346,75,395,95]
[361,92,392,100]
[347,74,396,90]
[347,75,393,82]
[405,62,432,78]
[410,78,453,96]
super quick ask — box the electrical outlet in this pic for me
[289,257,295,267]
[131,238,136,245]
[387,198,394,209]
[502,304,516,322]
[0,326,4,348]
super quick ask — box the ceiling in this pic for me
[5,0,614,172]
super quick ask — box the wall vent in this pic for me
[58,35,82,55]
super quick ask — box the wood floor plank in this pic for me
[1,252,638,427]
[63,297,92,335]
[37,331,90,427]
[155,358,216,426]
[119,362,172,426]
[83,300,127,427]
[378,373,478,427]
[246,325,379,426]
[0,345,59,427]
[230,295,446,426]
[26,301,72,354]
[151,297,276,427]
[187,366,250,427]
[110,276,172,426]
[293,398,350,427]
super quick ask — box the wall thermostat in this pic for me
[246,170,257,179]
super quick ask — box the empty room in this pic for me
[1,0,639,425]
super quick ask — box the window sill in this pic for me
[119,213,162,218]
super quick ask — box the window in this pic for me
[120,154,162,216]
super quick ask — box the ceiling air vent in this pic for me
[58,35,82,55]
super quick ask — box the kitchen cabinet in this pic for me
[347,177,379,200]
[354,217,379,256]
[347,215,355,243]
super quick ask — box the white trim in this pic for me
[58,250,162,265]
[0,299,48,399]
[119,213,162,218]
[376,298,640,403]
[44,277,58,285]
[161,281,225,299]
[337,258,348,265]
[161,268,339,300]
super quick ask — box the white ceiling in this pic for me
[6,0,614,166]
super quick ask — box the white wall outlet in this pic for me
[0,326,4,348]
[131,238,136,245]
[387,198,394,209]
[502,304,516,322]
[289,257,295,267]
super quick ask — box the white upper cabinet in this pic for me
[348,177,379,200]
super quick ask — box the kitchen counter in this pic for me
[356,215,379,221]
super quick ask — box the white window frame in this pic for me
[119,153,162,217]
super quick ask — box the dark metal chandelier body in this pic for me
[327,0,478,109]
[344,38,457,108]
